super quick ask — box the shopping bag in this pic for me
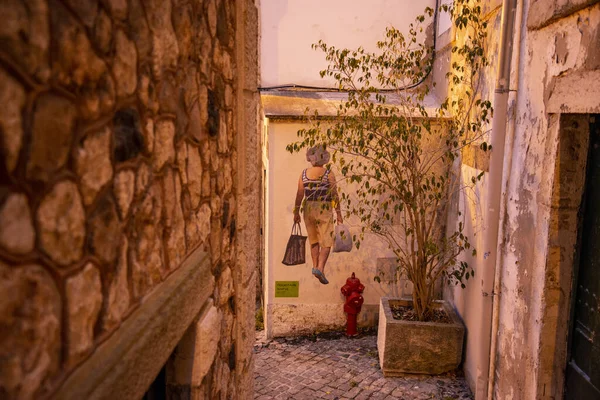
[333,224,352,253]
[282,223,307,265]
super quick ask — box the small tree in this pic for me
[287,0,491,321]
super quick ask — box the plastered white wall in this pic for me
[261,0,436,88]
[446,163,490,392]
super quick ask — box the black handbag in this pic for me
[282,223,307,266]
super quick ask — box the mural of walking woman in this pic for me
[293,145,343,284]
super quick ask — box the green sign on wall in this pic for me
[275,281,299,297]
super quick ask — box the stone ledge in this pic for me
[547,69,600,114]
[52,248,214,400]
[527,0,599,30]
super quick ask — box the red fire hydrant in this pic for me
[340,272,365,336]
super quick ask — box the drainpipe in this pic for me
[477,0,518,398]
[486,0,524,398]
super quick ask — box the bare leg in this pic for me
[318,247,331,273]
[310,243,320,269]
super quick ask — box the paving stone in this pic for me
[254,332,472,400]
[342,386,362,398]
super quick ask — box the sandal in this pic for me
[312,268,329,285]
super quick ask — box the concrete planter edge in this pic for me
[377,297,465,376]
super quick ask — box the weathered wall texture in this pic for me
[0,0,259,399]
[443,0,600,399]
[492,2,600,399]
[440,2,502,395]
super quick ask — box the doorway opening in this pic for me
[565,114,600,399]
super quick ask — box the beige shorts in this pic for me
[303,201,334,248]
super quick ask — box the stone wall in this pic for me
[0,0,259,399]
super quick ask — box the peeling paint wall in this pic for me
[443,0,600,399]
[494,2,600,399]
[440,3,503,396]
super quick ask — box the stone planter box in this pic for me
[377,297,465,376]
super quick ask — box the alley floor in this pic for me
[254,331,473,400]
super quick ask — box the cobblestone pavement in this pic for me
[254,331,473,400]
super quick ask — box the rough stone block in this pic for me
[144,117,155,153]
[0,262,61,400]
[211,359,231,400]
[114,170,135,220]
[0,193,35,255]
[176,141,188,185]
[128,0,151,63]
[172,2,194,60]
[185,203,211,250]
[217,266,234,306]
[154,119,176,171]
[63,0,98,27]
[75,127,114,206]
[49,0,115,119]
[169,302,222,386]
[131,182,164,299]
[104,0,128,20]
[104,236,131,329]
[377,298,464,375]
[145,0,179,78]
[216,1,231,48]
[234,272,256,382]
[207,1,218,38]
[87,195,122,265]
[162,168,186,270]
[188,145,204,209]
[37,180,85,266]
[0,0,50,82]
[27,94,77,182]
[219,307,235,356]
[66,263,103,364]
[136,162,151,197]
[0,67,26,173]
[113,29,138,97]
[93,9,112,55]
[138,73,159,112]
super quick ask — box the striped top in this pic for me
[302,168,332,202]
